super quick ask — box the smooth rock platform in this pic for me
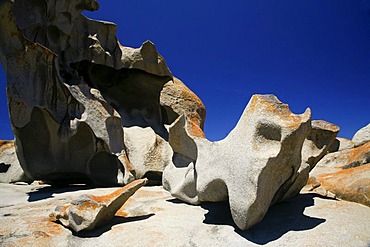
[0,183,369,246]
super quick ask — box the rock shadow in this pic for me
[71,214,155,238]
[201,193,330,245]
[27,185,94,202]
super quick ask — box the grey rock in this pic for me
[124,126,172,181]
[120,41,172,77]
[352,123,370,147]
[160,77,206,137]
[1,184,370,246]
[328,137,355,153]
[163,94,312,230]
[310,141,370,177]
[276,120,339,202]
[0,0,179,185]
[0,140,31,183]
[50,178,148,232]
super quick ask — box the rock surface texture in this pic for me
[164,94,313,230]
[328,137,355,153]
[0,140,30,183]
[352,123,370,147]
[279,120,339,202]
[1,0,369,241]
[308,141,370,206]
[50,178,148,232]
[0,183,369,247]
[0,0,205,185]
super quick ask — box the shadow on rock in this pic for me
[202,193,330,245]
[71,214,154,238]
[27,185,93,202]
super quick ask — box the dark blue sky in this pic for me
[1,0,370,141]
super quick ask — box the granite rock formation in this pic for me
[1,0,368,234]
[163,94,313,230]
[278,120,339,202]
[308,141,370,206]
[0,0,204,185]
[50,178,148,232]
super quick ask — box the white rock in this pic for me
[163,94,312,230]
[352,123,370,147]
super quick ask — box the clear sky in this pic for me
[1,0,370,141]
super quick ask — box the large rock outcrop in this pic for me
[0,0,206,185]
[163,94,313,230]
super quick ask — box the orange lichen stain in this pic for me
[249,95,308,130]
[312,120,339,132]
[91,179,147,204]
[186,115,206,138]
[121,151,135,172]
[0,140,14,149]
[75,198,101,210]
[45,219,65,236]
[339,142,370,166]
[317,163,370,206]
[319,163,370,179]
[115,210,129,217]
[306,176,321,190]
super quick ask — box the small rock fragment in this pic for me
[50,178,148,232]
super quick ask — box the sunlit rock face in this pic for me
[163,94,314,230]
[352,123,370,147]
[0,0,358,233]
[276,120,339,203]
[308,141,370,207]
[0,0,205,185]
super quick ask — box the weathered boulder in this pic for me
[0,140,30,183]
[312,141,370,176]
[308,141,370,206]
[307,164,370,207]
[352,123,370,147]
[328,137,355,153]
[124,127,172,183]
[277,120,339,202]
[50,178,148,232]
[160,77,206,138]
[0,0,211,184]
[0,0,194,184]
[163,94,312,230]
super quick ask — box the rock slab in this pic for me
[50,179,148,232]
[0,184,369,246]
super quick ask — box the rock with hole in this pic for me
[163,94,312,230]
